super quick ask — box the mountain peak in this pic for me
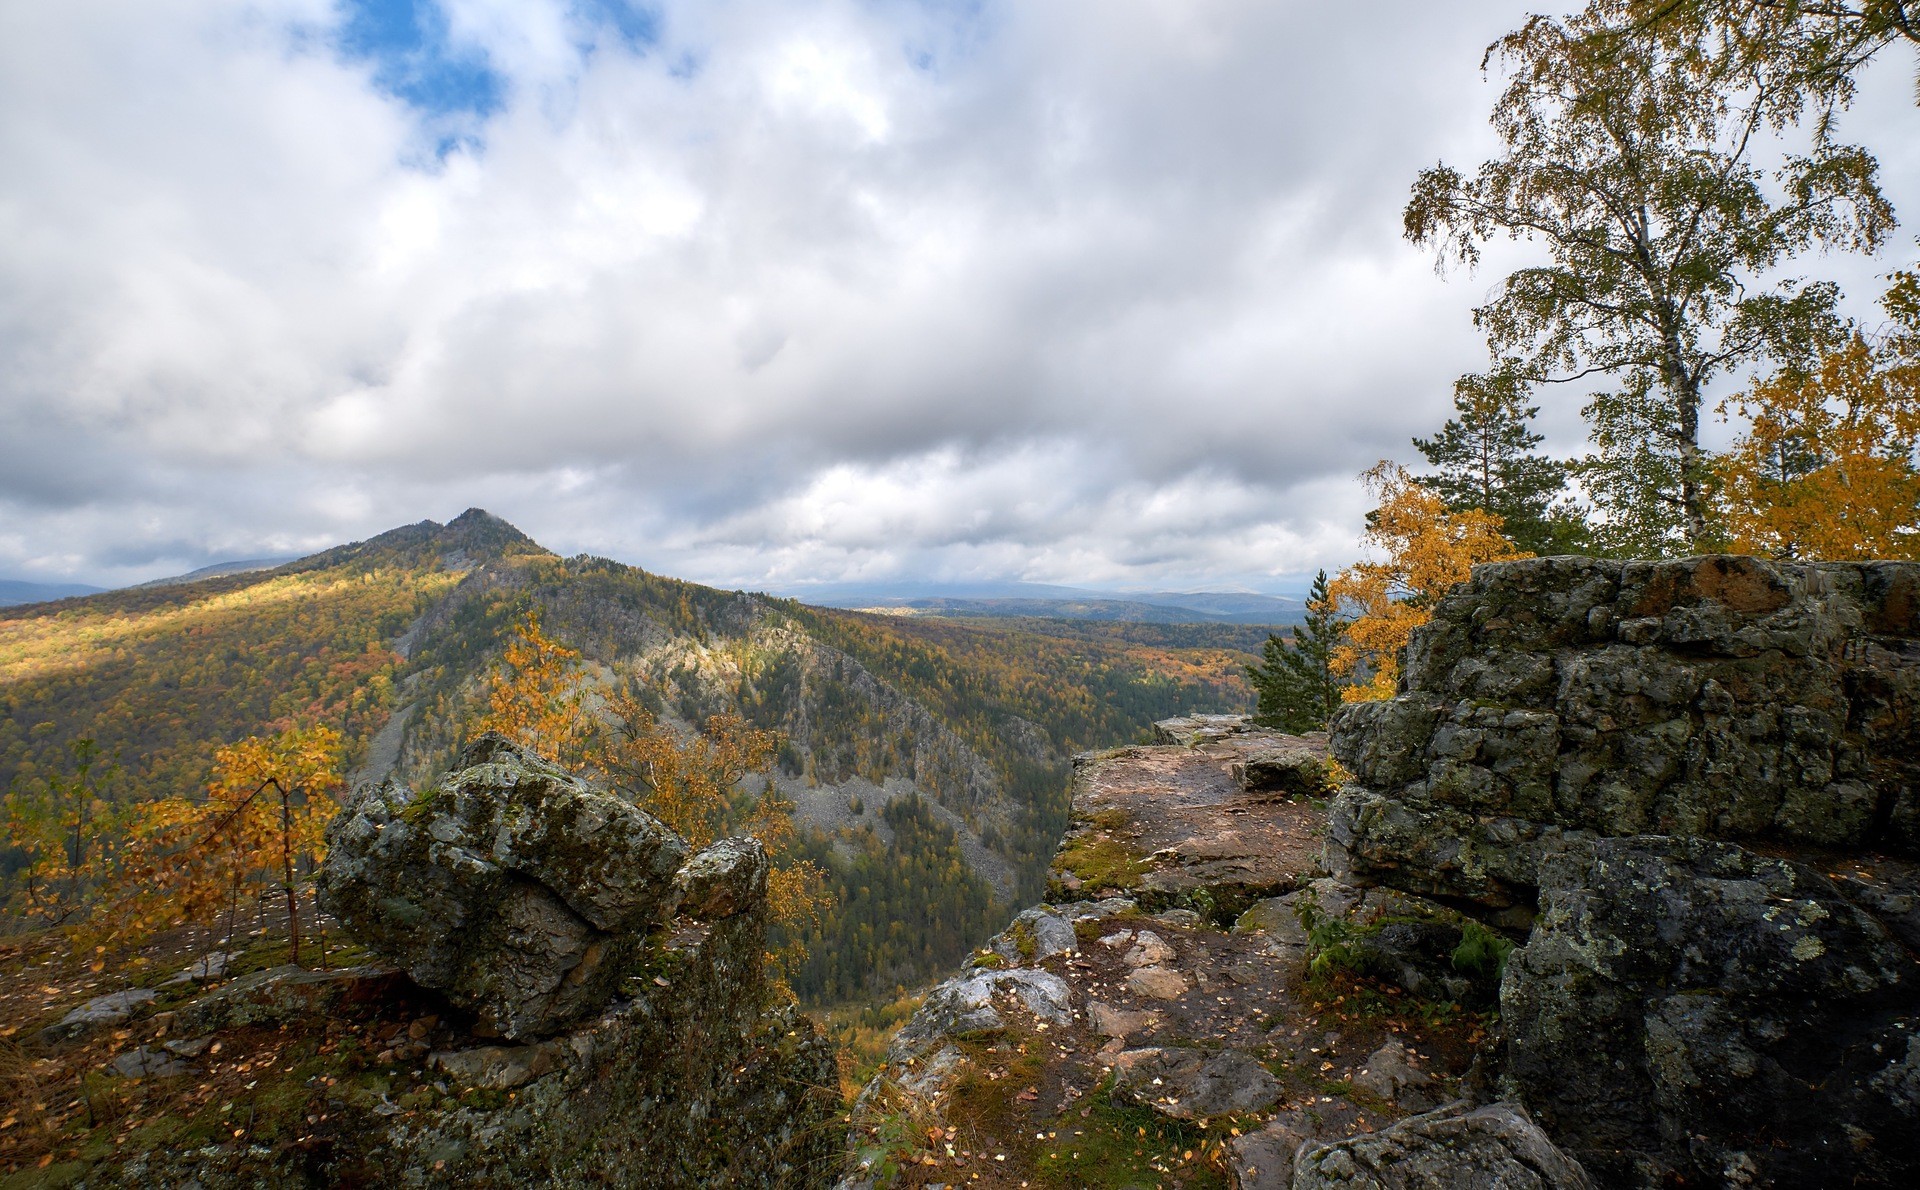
[436,508,548,559]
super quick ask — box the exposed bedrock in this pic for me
[1327,555,1920,1187]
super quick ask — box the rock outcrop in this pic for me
[108,737,839,1188]
[1327,556,1920,1187]
[319,733,690,1040]
[850,557,1918,1188]
[1048,726,1330,918]
[842,722,1555,1188]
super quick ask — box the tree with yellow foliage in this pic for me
[1714,274,1920,560]
[478,608,592,768]
[1330,462,1531,701]
[590,690,830,987]
[103,725,343,966]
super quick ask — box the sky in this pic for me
[2,1,1915,595]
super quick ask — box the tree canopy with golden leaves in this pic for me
[478,610,830,992]
[100,725,344,966]
[1715,273,1920,559]
[478,608,592,768]
[590,690,829,988]
[1406,1,1891,550]
[1330,463,1531,702]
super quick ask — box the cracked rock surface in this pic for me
[843,720,1512,1190]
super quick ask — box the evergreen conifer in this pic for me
[1414,370,1589,555]
[1247,570,1345,731]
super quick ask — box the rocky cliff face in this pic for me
[1328,556,1920,1187]
[105,737,841,1188]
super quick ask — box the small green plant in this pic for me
[1450,919,1515,983]
[1294,895,1371,981]
[1004,920,1038,962]
[398,785,442,825]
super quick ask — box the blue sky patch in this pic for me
[572,0,659,54]
[336,0,506,121]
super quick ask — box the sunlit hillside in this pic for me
[1,509,1264,1004]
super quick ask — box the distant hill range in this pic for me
[789,581,1305,625]
[130,556,300,590]
[1,510,1258,1004]
[0,580,106,607]
[1,557,298,606]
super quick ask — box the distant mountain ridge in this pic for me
[0,580,106,607]
[792,581,1304,625]
[129,556,301,590]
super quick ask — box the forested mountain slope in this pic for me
[0,510,1259,1002]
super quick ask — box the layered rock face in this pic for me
[1327,556,1920,1187]
[120,737,840,1188]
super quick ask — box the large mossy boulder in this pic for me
[117,739,842,1188]
[318,733,689,1039]
[1330,557,1919,874]
[1325,556,1920,1188]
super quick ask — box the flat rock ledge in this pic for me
[1048,722,1331,919]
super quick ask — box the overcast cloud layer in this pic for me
[3,1,1915,592]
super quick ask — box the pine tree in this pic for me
[1414,369,1589,555]
[1247,571,1345,732]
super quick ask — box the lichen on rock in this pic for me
[318,733,689,1039]
[1325,555,1920,1188]
[102,736,842,1188]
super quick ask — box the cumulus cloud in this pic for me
[1,0,1913,589]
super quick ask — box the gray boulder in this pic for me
[174,964,406,1035]
[1230,1116,1310,1190]
[317,734,689,1039]
[1291,1101,1594,1189]
[887,968,1073,1062]
[991,906,1080,964]
[105,1047,189,1080]
[39,987,155,1044]
[1352,1039,1434,1107]
[1235,744,1332,799]
[674,836,768,920]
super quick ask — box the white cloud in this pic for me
[1,0,1913,588]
